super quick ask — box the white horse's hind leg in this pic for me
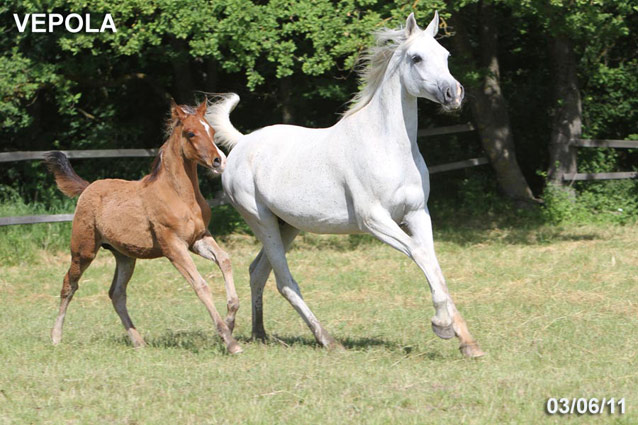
[249,222,300,341]
[245,212,342,350]
[363,208,484,358]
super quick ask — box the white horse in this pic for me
[207,12,485,358]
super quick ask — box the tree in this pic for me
[547,35,581,184]
[506,0,635,185]
[448,0,539,205]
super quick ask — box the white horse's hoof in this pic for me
[460,343,486,358]
[431,321,455,339]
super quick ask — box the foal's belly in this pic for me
[95,192,162,259]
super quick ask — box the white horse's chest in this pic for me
[349,140,429,212]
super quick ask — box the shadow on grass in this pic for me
[235,333,445,359]
[435,223,603,247]
[109,329,226,354]
[108,331,446,359]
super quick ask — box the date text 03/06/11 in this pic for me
[546,398,625,415]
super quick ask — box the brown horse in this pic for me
[44,100,242,354]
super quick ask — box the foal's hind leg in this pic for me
[249,222,300,341]
[108,251,145,348]
[191,233,239,334]
[51,226,98,344]
[166,239,242,354]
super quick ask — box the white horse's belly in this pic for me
[266,190,360,234]
[223,129,361,234]
[259,164,360,234]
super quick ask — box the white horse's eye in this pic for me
[411,54,422,64]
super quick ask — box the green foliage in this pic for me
[541,183,584,224]
[542,180,638,225]
[1,0,638,222]
[208,204,252,236]
[0,186,75,264]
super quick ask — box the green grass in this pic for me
[1,220,637,424]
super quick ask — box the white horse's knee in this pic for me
[276,279,302,299]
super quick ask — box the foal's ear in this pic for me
[196,99,208,117]
[405,13,420,37]
[170,98,188,121]
[425,10,439,38]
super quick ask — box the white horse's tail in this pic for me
[206,93,244,149]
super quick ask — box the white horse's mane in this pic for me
[343,27,411,118]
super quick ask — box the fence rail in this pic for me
[1,123,485,226]
[563,138,638,182]
[570,139,638,149]
[0,149,159,163]
[417,122,475,137]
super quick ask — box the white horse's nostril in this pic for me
[457,82,462,97]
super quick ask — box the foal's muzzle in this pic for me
[209,155,226,175]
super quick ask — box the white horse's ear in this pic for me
[425,10,439,37]
[405,13,420,37]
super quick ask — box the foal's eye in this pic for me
[411,55,422,64]
[185,131,195,139]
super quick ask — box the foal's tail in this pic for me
[43,151,90,198]
[205,93,244,150]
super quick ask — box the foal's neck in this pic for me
[159,131,203,201]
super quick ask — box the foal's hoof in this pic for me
[227,341,243,355]
[459,343,486,359]
[431,321,455,340]
[327,341,346,352]
[132,340,146,349]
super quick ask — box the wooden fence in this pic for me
[0,123,486,226]
[562,138,638,182]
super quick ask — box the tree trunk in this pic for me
[451,2,539,204]
[279,77,294,124]
[169,39,196,104]
[204,59,218,93]
[547,36,581,184]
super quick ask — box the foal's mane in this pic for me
[343,27,411,118]
[143,103,198,183]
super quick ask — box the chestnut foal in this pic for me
[44,100,242,354]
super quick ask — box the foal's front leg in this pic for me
[191,233,239,333]
[165,238,242,354]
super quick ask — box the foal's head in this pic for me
[171,100,226,175]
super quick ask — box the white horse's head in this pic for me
[398,12,463,110]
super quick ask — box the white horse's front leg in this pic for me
[403,209,484,358]
[363,208,484,358]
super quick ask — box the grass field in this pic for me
[1,220,637,424]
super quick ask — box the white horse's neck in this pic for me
[356,58,418,151]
